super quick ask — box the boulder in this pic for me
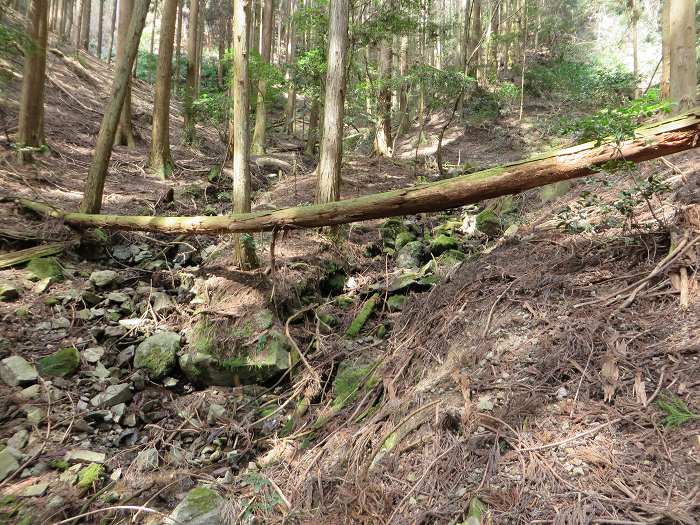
[396,241,426,269]
[90,384,132,408]
[394,231,416,250]
[37,347,80,377]
[0,447,20,481]
[0,356,38,386]
[429,234,459,255]
[165,486,222,525]
[134,331,181,380]
[65,450,107,464]
[0,281,19,301]
[89,270,118,288]
[475,209,501,237]
[26,257,63,282]
[180,328,291,387]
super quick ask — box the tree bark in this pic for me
[373,37,392,157]
[315,0,349,204]
[283,0,296,134]
[468,0,480,76]
[79,0,90,50]
[27,110,700,234]
[97,0,104,58]
[114,0,137,148]
[183,0,199,143]
[74,0,83,52]
[80,0,151,213]
[668,0,696,114]
[251,0,274,154]
[231,0,259,268]
[660,0,670,99]
[149,0,157,55]
[174,0,182,85]
[107,0,117,62]
[17,0,49,163]
[629,0,639,97]
[305,97,319,155]
[148,0,177,178]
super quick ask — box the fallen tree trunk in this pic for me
[0,243,66,269]
[18,109,700,235]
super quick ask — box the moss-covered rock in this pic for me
[386,295,408,312]
[430,234,459,255]
[475,209,501,237]
[181,322,291,387]
[134,331,181,380]
[26,258,63,282]
[436,249,466,268]
[166,486,222,525]
[394,231,416,250]
[379,218,409,248]
[396,241,426,269]
[37,347,80,377]
[77,463,103,489]
[0,282,19,302]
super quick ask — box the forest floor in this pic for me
[0,15,699,525]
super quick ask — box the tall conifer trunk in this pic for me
[81,0,151,213]
[251,0,274,154]
[231,0,259,268]
[17,0,49,163]
[115,0,138,148]
[148,0,178,178]
[315,0,349,204]
[183,0,199,143]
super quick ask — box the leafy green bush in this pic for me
[134,50,157,83]
[526,59,636,107]
[562,89,671,145]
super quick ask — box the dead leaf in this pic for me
[601,353,619,403]
[633,370,647,407]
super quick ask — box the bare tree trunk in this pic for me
[148,0,177,178]
[74,0,83,52]
[373,38,392,157]
[81,0,151,213]
[149,0,157,55]
[183,0,198,143]
[305,97,319,155]
[231,0,259,268]
[107,0,117,62]
[174,0,182,86]
[251,0,274,154]
[467,0,480,77]
[17,0,49,163]
[660,0,670,99]
[284,0,296,134]
[629,0,639,97]
[114,0,137,148]
[490,0,499,76]
[392,34,409,147]
[80,0,90,50]
[315,0,349,204]
[668,0,696,114]
[97,0,104,58]
[461,0,471,72]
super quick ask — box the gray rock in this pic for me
[134,447,159,471]
[90,384,132,408]
[89,270,118,288]
[24,406,44,424]
[165,486,222,525]
[0,281,19,301]
[0,356,38,387]
[0,447,20,481]
[396,241,426,269]
[207,404,225,425]
[7,429,29,450]
[20,482,48,497]
[17,384,41,400]
[151,292,175,314]
[65,449,106,464]
[134,331,180,380]
[82,346,105,363]
[106,292,130,303]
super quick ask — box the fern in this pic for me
[656,393,699,428]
